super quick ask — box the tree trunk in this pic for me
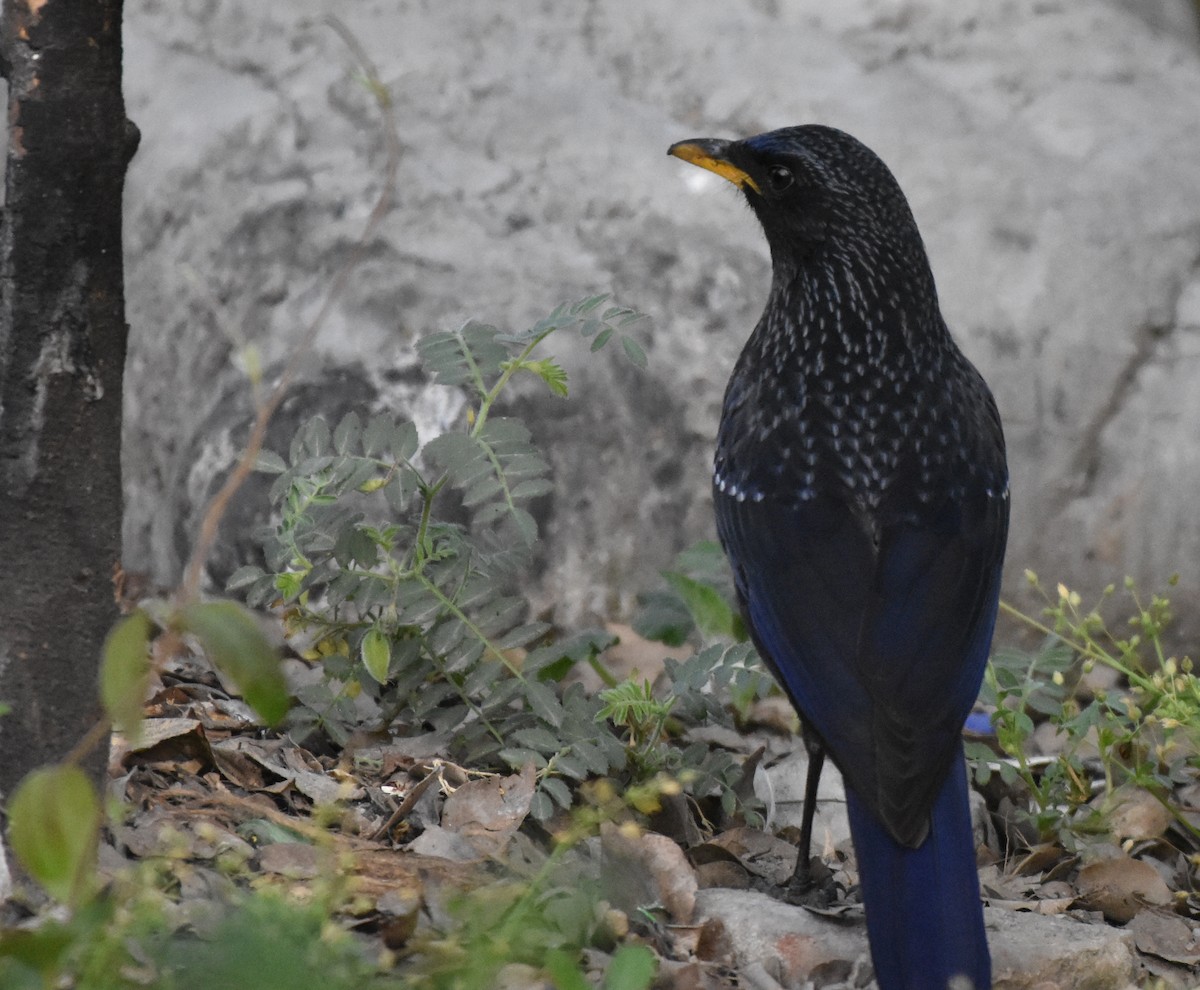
[0,0,138,803]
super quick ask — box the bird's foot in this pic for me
[783,856,837,908]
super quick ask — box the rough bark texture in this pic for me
[0,0,137,801]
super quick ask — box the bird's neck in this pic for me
[765,249,947,364]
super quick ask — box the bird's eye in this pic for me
[767,165,794,192]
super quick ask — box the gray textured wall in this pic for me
[122,0,1200,634]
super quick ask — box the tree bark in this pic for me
[0,0,138,803]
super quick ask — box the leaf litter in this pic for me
[96,618,1200,988]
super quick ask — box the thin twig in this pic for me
[368,766,443,841]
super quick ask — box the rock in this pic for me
[693,888,872,989]
[696,889,1139,989]
[988,907,1138,989]
[121,0,1200,629]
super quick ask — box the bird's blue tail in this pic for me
[845,743,990,990]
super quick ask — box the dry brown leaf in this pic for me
[406,823,485,862]
[440,764,536,857]
[1100,784,1175,842]
[1128,908,1200,965]
[987,896,1076,915]
[743,696,800,735]
[695,859,752,890]
[705,826,798,886]
[1009,842,1066,876]
[119,717,213,769]
[601,822,698,922]
[649,788,705,847]
[1075,855,1172,923]
[210,745,267,790]
[257,841,321,879]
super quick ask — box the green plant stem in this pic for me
[472,332,553,435]
[983,661,1044,809]
[586,654,619,689]
[412,480,445,567]
[998,599,1154,693]
[418,574,520,677]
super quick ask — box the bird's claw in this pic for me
[783,855,837,908]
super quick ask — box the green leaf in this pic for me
[496,621,552,650]
[553,753,588,780]
[363,413,394,457]
[418,321,509,389]
[498,747,548,770]
[621,335,648,368]
[540,775,573,810]
[526,358,569,397]
[255,449,287,474]
[514,726,563,753]
[8,766,100,906]
[462,475,505,508]
[523,790,550,821]
[226,564,267,592]
[574,294,609,315]
[589,327,614,352]
[179,601,289,726]
[605,944,656,990]
[511,506,538,544]
[424,433,485,480]
[361,627,392,685]
[391,421,419,462]
[290,416,332,462]
[333,411,362,454]
[663,571,739,640]
[525,680,564,728]
[235,818,309,846]
[510,478,554,500]
[632,590,693,647]
[545,948,591,990]
[99,610,153,743]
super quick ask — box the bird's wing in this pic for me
[716,487,1007,846]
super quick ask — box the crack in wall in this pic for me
[1068,320,1169,499]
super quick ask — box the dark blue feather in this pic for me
[848,745,991,990]
[671,124,1009,989]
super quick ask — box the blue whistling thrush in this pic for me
[669,126,1008,990]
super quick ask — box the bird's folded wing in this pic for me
[716,489,1006,845]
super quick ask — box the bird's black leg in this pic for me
[785,739,835,905]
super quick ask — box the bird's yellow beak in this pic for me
[668,139,761,194]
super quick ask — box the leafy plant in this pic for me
[596,678,675,777]
[230,299,653,814]
[405,860,654,990]
[970,571,1200,846]
[633,540,745,645]
[0,864,402,990]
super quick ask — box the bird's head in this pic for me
[669,125,926,277]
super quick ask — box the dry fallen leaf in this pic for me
[601,822,698,923]
[1075,855,1173,923]
[440,764,536,857]
[257,841,321,879]
[119,717,213,770]
[1128,908,1200,966]
[1100,784,1175,842]
[705,826,798,887]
